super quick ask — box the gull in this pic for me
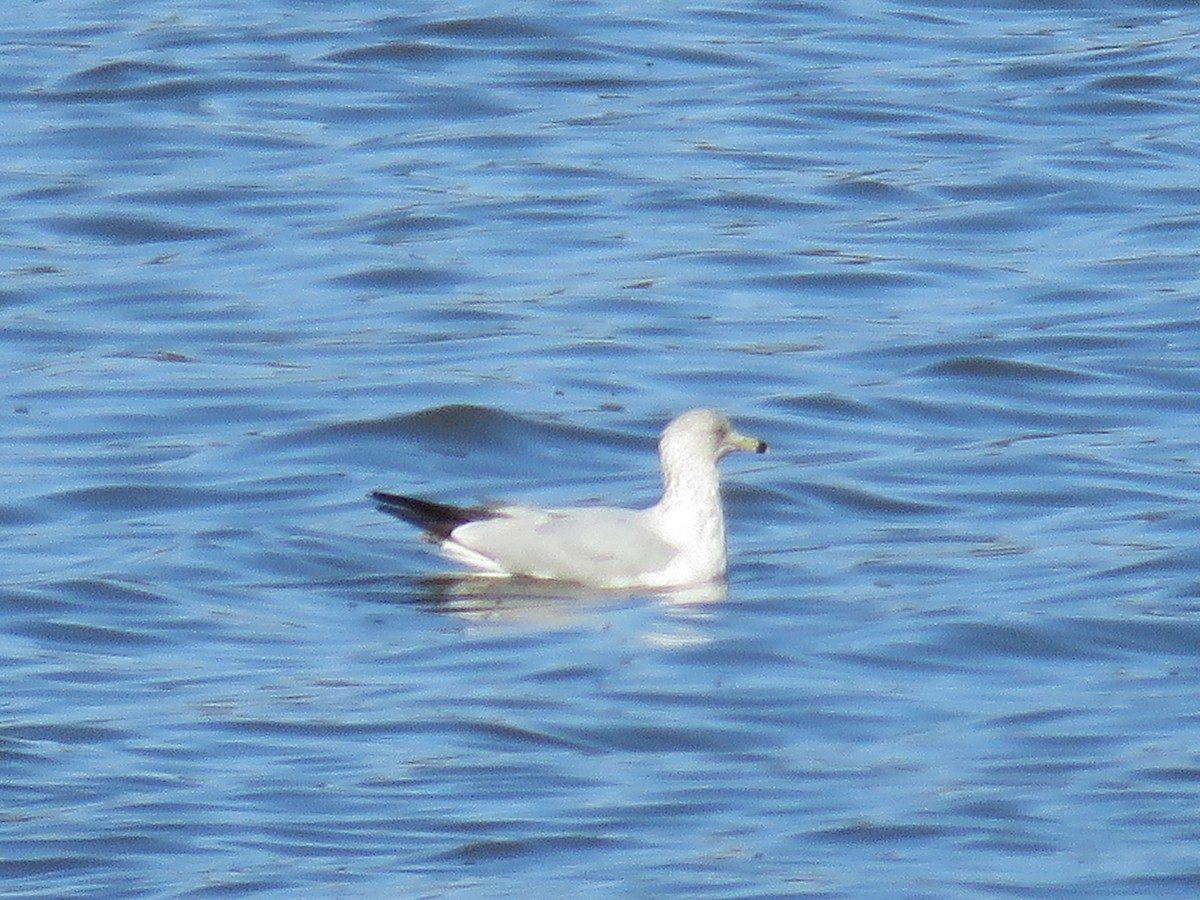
[371,408,767,589]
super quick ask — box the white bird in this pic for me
[372,408,767,590]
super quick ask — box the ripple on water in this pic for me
[48,214,234,245]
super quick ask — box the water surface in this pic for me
[4,2,1200,897]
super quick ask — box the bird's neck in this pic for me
[657,456,726,550]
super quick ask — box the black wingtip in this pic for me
[370,490,406,507]
[370,491,493,539]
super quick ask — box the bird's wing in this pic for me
[448,505,679,587]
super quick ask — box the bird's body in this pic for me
[372,408,766,589]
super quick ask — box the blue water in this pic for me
[4,1,1200,896]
